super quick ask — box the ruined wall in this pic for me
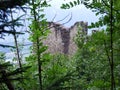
[43,21,88,55]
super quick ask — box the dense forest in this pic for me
[0,0,120,90]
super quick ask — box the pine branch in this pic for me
[0,44,15,48]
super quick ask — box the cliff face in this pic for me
[43,21,88,55]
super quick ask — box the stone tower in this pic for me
[43,21,88,55]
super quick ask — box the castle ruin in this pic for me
[43,21,88,55]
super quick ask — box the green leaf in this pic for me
[95,22,99,27]
[61,4,66,9]
[39,46,48,53]
[41,1,48,7]
[74,1,77,6]
[77,0,80,4]
[66,3,70,9]
[70,2,74,7]
[7,66,31,76]
[39,14,45,19]
[42,53,52,61]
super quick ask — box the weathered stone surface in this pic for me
[43,21,88,55]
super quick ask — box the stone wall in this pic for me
[43,21,88,55]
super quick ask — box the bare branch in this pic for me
[62,12,72,25]
[56,13,72,23]
[0,44,15,48]
[10,8,22,68]
[51,12,57,22]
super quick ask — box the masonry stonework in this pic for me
[43,21,88,55]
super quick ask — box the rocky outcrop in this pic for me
[43,21,88,55]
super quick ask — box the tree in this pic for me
[27,0,51,90]
[61,0,120,90]
[0,1,30,90]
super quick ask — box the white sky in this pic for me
[45,0,99,27]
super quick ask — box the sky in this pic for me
[45,0,99,27]
[0,0,100,54]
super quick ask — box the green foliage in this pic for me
[74,24,87,48]
[43,54,76,90]
[25,0,52,90]
[0,52,31,90]
[73,25,120,89]
[0,1,30,89]
[73,30,111,89]
[61,1,120,89]
[1,0,120,90]
[61,0,81,9]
